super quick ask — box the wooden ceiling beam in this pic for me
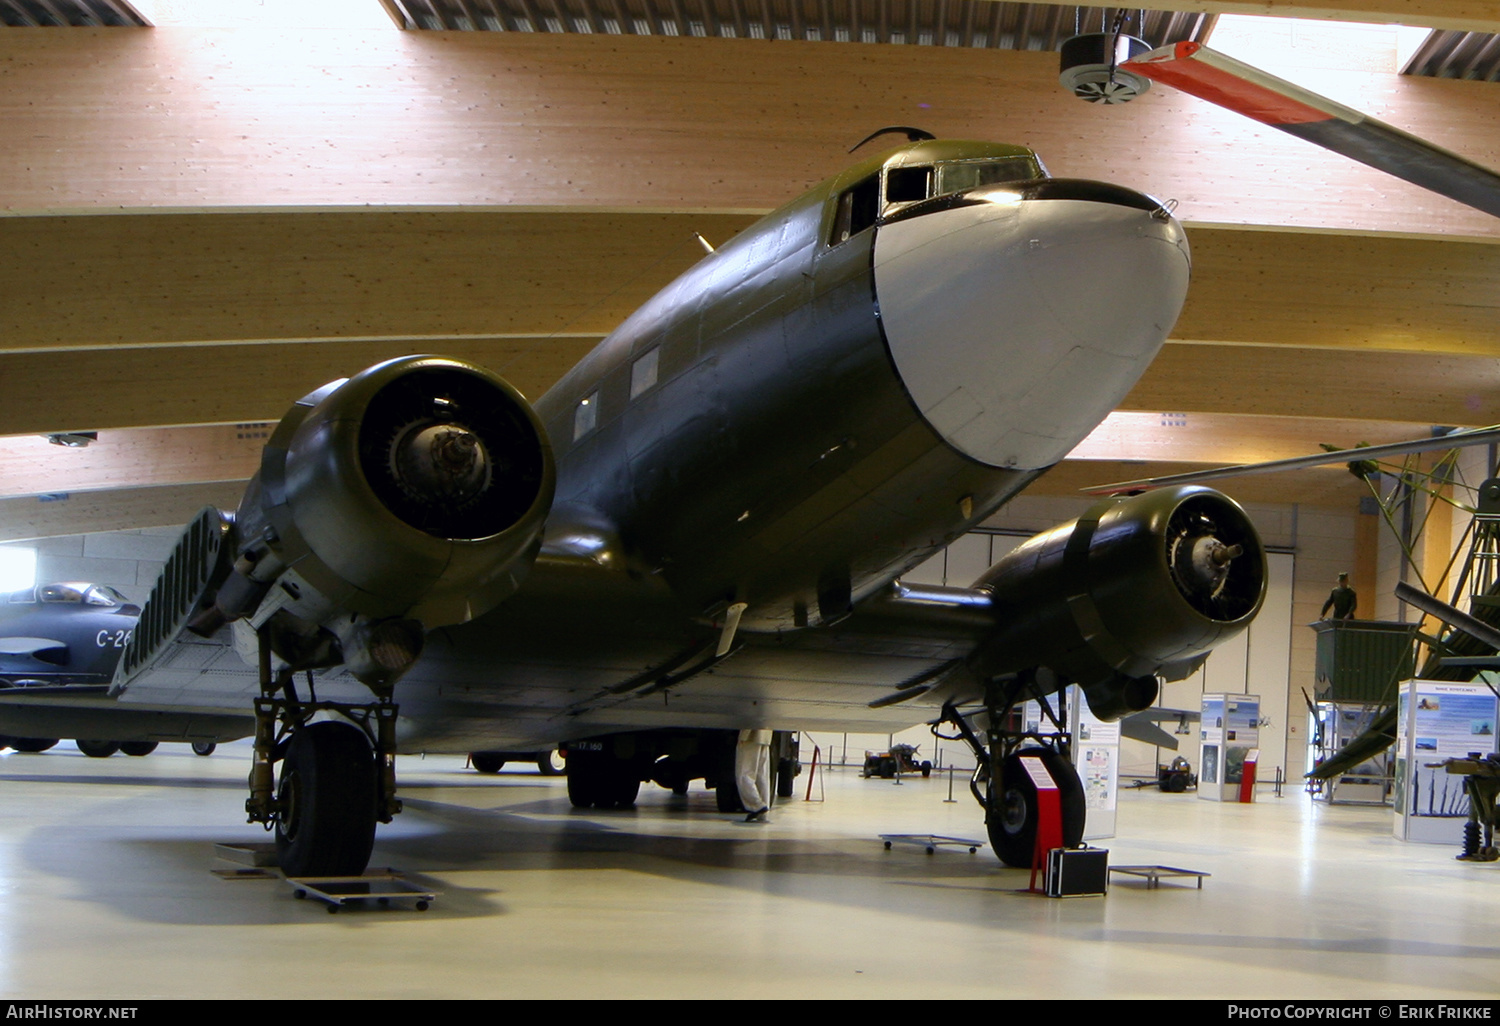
[0,410,1446,505]
[0,482,246,544]
[1,32,1498,238]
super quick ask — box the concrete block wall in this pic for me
[3,527,180,605]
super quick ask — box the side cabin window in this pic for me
[829,174,879,246]
[573,391,599,442]
[630,348,659,399]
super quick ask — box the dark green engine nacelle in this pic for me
[214,356,556,686]
[975,485,1265,720]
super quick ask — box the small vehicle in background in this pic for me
[468,750,566,775]
[863,743,932,779]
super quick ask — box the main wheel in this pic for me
[470,752,505,774]
[603,774,640,809]
[715,778,745,813]
[566,768,598,808]
[76,739,119,758]
[119,741,158,757]
[987,748,1086,868]
[776,758,796,799]
[536,750,565,776]
[9,738,58,753]
[191,741,217,756]
[275,721,379,878]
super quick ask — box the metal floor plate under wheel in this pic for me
[880,833,984,855]
[1108,864,1210,889]
[286,873,438,912]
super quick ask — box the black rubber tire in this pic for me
[536,750,565,776]
[604,774,640,809]
[470,752,505,774]
[76,739,119,758]
[776,758,796,799]
[715,778,745,813]
[191,741,217,756]
[567,762,600,808]
[9,737,58,753]
[920,761,933,778]
[275,721,379,878]
[987,748,1086,868]
[119,741,158,757]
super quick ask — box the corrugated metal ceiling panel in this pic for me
[1402,29,1500,81]
[387,0,1213,51]
[0,0,148,26]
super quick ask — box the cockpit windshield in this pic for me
[878,156,1044,217]
[935,158,1040,195]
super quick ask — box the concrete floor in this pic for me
[0,741,1495,999]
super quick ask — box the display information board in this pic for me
[1021,686,1119,840]
[1393,679,1499,844]
[1201,694,1260,802]
[1072,690,1120,840]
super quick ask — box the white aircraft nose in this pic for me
[873,181,1191,470]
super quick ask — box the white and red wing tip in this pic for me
[1123,41,1359,128]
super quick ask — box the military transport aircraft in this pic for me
[9,35,1498,882]
[0,133,1270,876]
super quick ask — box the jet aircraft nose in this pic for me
[873,179,1190,470]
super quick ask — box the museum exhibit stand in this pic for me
[1199,693,1260,802]
[1393,678,1500,843]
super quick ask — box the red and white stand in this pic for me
[1238,748,1259,803]
[1021,754,1062,894]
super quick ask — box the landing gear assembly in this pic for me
[936,670,1087,867]
[244,635,400,878]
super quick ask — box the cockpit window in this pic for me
[936,158,1039,196]
[830,174,880,245]
[85,585,127,607]
[885,166,933,205]
[39,584,85,604]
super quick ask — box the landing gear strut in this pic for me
[937,670,1086,867]
[245,633,401,877]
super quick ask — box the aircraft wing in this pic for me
[0,637,68,658]
[1122,42,1500,221]
[1085,425,1500,495]
[1120,715,1181,749]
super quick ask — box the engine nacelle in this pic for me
[974,485,1265,720]
[217,356,555,685]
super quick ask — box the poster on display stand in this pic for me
[1393,679,1498,844]
[1021,686,1119,840]
[1200,694,1259,802]
[1071,690,1119,840]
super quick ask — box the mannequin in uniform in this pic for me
[1321,573,1357,620]
[736,729,773,822]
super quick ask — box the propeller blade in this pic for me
[1122,42,1500,220]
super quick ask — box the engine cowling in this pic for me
[216,356,554,685]
[114,357,555,696]
[973,485,1265,719]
